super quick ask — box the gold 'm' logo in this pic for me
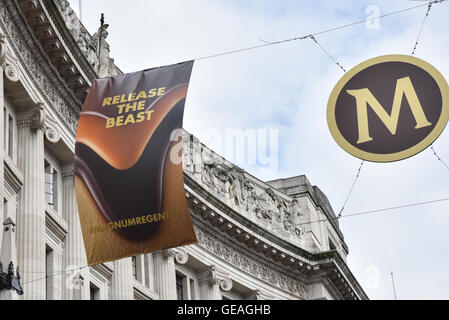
[327,55,449,162]
[347,76,432,144]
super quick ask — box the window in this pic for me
[3,104,16,160]
[176,274,184,300]
[3,107,6,151]
[132,256,137,280]
[8,114,13,157]
[329,238,337,251]
[90,283,100,300]
[45,246,53,300]
[190,278,196,300]
[3,198,7,221]
[44,160,58,210]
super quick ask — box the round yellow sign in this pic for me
[327,54,449,162]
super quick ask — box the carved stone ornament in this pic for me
[4,63,19,82]
[31,103,46,130]
[44,113,61,144]
[0,33,6,65]
[195,225,306,298]
[199,265,233,292]
[161,248,188,265]
[0,261,23,296]
[173,248,189,265]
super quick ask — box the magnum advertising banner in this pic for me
[75,61,197,265]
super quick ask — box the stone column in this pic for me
[111,258,134,300]
[153,249,177,300]
[199,265,233,300]
[62,164,89,300]
[0,34,7,233]
[16,104,46,300]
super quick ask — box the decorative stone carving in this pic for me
[194,225,305,298]
[172,248,189,265]
[44,113,61,144]
[285,199,304,236]
[30,103,46,130]
[0,218,24,296]
[0,1,80,134]
[183,130,305,239]
[0,32,20,82]
[56,0,81,41]
[199,265,233,292]
[0,261,23,296]
[77,28,98,70]
[4,63,19,82]
[92,24,119,78]
[0,32,6,65]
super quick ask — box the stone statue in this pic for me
[182,134,194,174]
[192,138,203,176]
[286,199,303,236]
[77,28,98,69]
[253,188,278,221]
[228,166,246,206]
[92,24,112,78]
[57,0,81,40]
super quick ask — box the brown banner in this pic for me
[75,61,197,265]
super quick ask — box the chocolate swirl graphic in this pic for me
[75,79,190,241]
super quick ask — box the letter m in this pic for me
[346,76,432,144]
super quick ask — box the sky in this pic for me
[68,0,449,300]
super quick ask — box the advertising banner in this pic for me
[75,61,197,265]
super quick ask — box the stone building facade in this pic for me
[0,0,367,300]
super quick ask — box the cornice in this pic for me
[41,0,97,83]
[191,206,307,299]
[188,185,367,300]
[0,0,81,134]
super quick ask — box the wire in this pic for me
[273,196,449,231]
[23,195,449,282]
[310,35,346,73]
[22,266,89,286]
[192,1,445,62]
[431,145,449,171]
[412,2,434,55]
[338,160,365,218]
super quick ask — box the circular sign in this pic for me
[327,54,449,162]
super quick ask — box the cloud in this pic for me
[71,0,449,299]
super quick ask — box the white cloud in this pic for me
[71,0,449,299]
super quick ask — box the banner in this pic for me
[75,61,197,265]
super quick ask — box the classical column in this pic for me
[0,34,7,233]
[199,265,233,300]
[111,258,134,300]
[153,249,177,300]
[16,104,46,300]
[62,164,89,300]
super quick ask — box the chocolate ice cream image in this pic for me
[75,61,197,265]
